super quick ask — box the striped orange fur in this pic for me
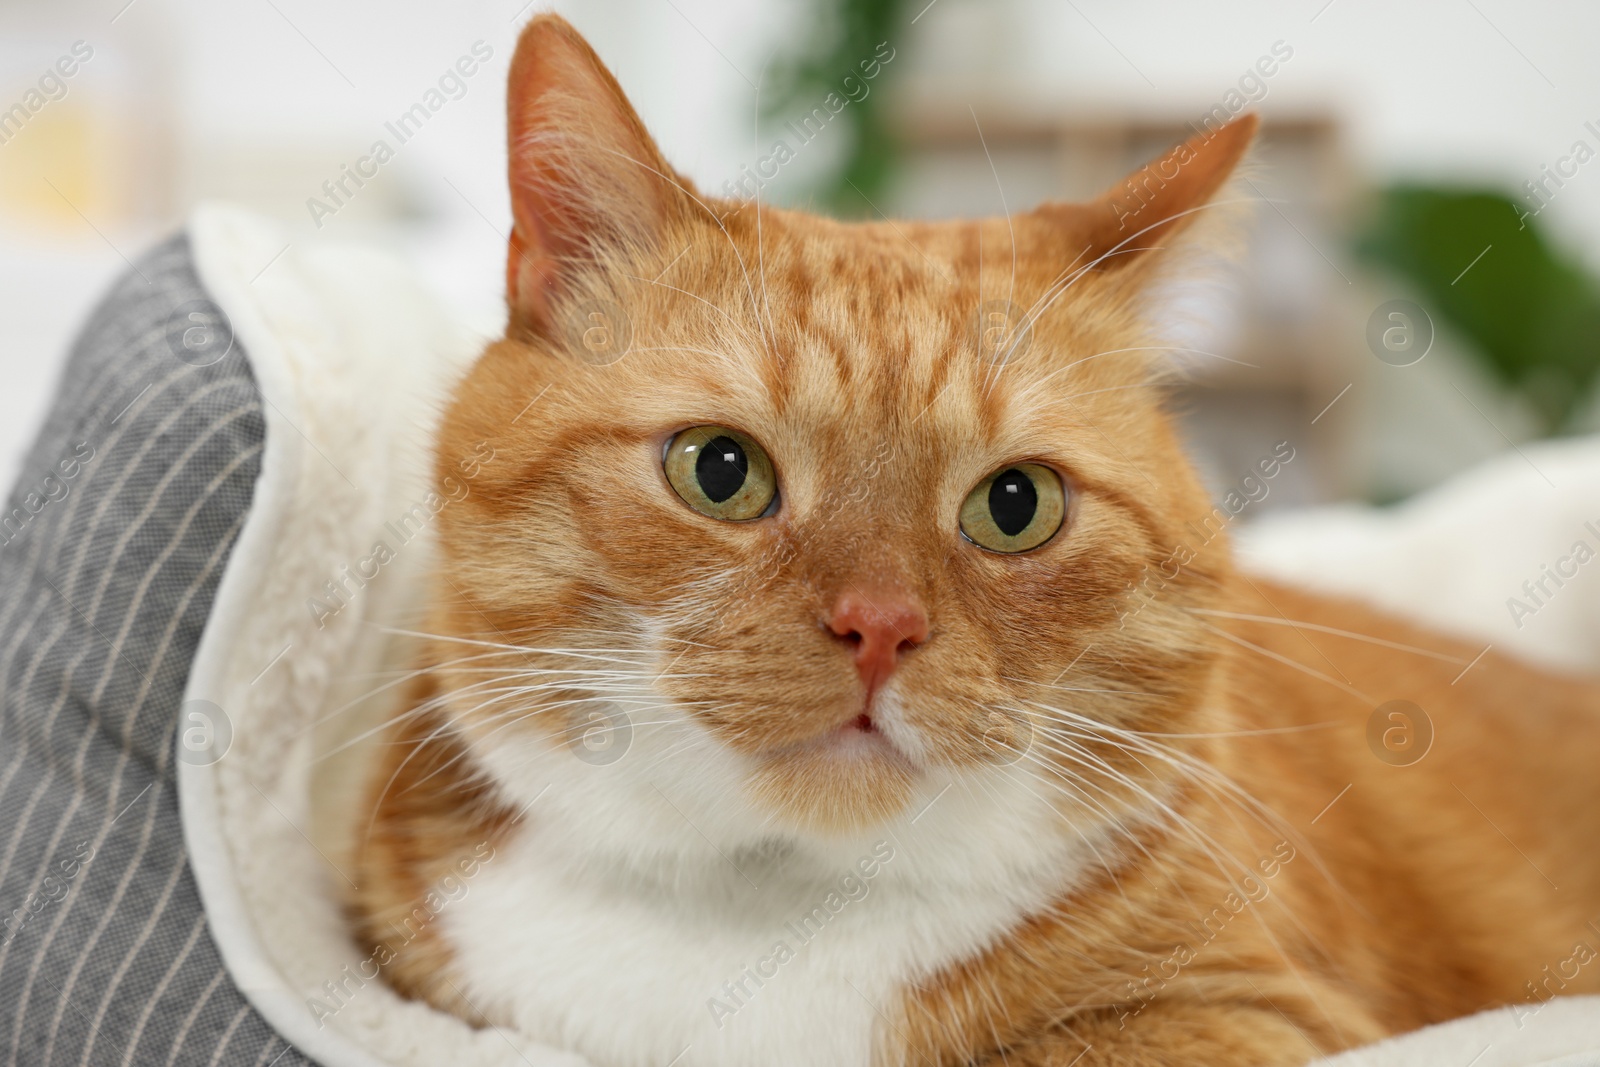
[349,16,1600,1066]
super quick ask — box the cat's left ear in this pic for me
[1034,113,1259,271]
[504,15,692,336]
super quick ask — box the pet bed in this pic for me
[0,203,1595,1066]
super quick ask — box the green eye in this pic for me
[960,463,1065,553]
[663,426,777,521]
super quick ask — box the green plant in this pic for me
[1355,186,1600,435]
[761,0,908,214]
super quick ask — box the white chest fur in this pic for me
[441,721,1104,1067]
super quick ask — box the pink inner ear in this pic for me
[505,208,557,324]
[506,157,599,326]
[503,15,687,334]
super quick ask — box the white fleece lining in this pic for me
[174,203,1600,1067]
[179,203,574,1067]
[179,204,387,1067]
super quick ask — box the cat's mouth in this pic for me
[745,704,921,830]
[798,708,914,766]
[751,703,910,761]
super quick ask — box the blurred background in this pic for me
[3,0,1599,508]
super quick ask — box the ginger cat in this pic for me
[349,16,1600,1067]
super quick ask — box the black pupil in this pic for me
[988,469,1037,536]
[695,436,748,503]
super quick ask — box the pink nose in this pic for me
[828,588,929,696]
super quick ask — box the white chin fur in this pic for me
[446,695,1113,1067]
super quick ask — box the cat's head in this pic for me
[430,16,1255,850]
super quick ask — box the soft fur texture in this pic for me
[348,16,1600,1067]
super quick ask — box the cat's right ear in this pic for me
[504,16,690,336]
[1026,114,1258,277]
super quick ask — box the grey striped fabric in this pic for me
[0,236,314,1066]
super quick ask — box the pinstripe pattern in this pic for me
[0,236,311,1065]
